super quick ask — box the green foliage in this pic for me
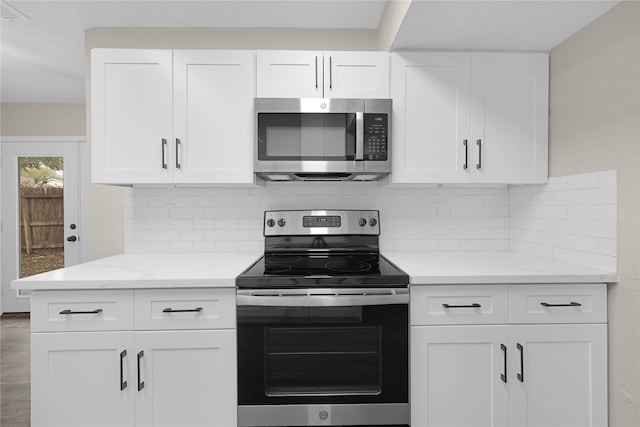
[19,157,63,171]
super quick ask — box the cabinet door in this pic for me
[173,50,256,184]
[135,330,236,427]
[257,50,322,98]
[509,324,607,427]
[470,53,549,184]
[390,52,471,183]
[31,332,135,427]
[324,51,389,98]
[91,49,173,184]
[411,325,509,427]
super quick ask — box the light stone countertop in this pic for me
[11,252,261,291]
[384,251,618,285]
[11,251,618,292]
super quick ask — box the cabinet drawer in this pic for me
[134,288,236,330]
[509,284,607,324]
[410,285,509,325]
[31,290,134,332]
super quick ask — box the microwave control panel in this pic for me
[363,114,388,161]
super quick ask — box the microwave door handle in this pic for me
[355,112,364,161]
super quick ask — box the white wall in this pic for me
[548,1,640,424]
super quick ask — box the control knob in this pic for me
[369,218,378,227]
[358,218,367,227]
[266,219,275,227]
[277,218,286,227]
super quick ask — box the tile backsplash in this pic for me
[124,170,617,273]
[124,183,509,254]
[509,170,617,272]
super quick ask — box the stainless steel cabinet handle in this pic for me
[541,302,582,307]
[315,56,318,89]
[59,309,103,315]
[120,350,128,391]
[137,351,145,391]
[162,307,203,313]
[517,343,524,383]
[463,139,468,169]
[175,138,181,169]
[501,344,507,383]
[442,303,481,309]
[476,139,482,169]
[161,139,168,169]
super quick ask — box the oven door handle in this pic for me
[236,290,409,307]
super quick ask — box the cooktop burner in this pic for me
[236,210,409,289]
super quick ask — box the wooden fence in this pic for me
[20,186,64,254]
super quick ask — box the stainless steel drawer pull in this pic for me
[162,307,203,313]
[517,343,524,383]
[442,303,481,309]
[137,351,145,391]
[161,138,168,169]
[540,302,582,307]
[463,139,468,169]
[175,138,181,169]
[59,309,103,315]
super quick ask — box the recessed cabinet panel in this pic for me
[173,50,255,184]
[509,324,608,427]
[257,50,322,98]
[91,49,173,184]
[411,326,509,427]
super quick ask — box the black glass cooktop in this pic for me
[236,252,409,289]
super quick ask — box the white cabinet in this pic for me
[134,330,236,427]
[31,331,136,427]
[410,284,608,427]
[257,50,389,98]
[91,48,256,185]
[30,288,237,427]
[391,52,548,184]
[411,325,510,427]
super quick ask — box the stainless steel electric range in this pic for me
[236,210,409,427]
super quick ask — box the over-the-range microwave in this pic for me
[254,98,392,182]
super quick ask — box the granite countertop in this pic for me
[12,251,617,292]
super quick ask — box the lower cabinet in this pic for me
[30,289,237,427]
[410,284,608,427]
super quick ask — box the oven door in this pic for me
[236,288,409,427]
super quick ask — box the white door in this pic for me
[257,50,323,98]
[470,53,549,184]
[173,50,255,184]
[1,139,83,313]
[390,52,472,183]
[31,331,135,427]
[135,330,237,427]
[411,325,510,427]
[91,48,173,184]
[324,51,390,98]
[509,324,608,427]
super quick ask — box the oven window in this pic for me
[264,326,381,397]
[257,113,356,160]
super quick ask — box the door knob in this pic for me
[67,236,77,242]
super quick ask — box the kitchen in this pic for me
[0,1,637,426]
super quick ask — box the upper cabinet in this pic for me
[257,50,390,98]
[91,49,256,185]
[391,52,549,184]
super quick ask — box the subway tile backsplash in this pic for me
[124,170,617,273]
[124,184,510,254]
[508,170,617,272]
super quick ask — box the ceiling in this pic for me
[0,0,621,104]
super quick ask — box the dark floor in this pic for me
[0,313,30,427]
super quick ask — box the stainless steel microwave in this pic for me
[254,98,392,182]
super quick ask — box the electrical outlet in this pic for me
[164,204,176,220]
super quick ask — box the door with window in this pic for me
[1,139,83,313]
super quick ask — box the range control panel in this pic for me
[363,113,388,161]
[264,210,380,236]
